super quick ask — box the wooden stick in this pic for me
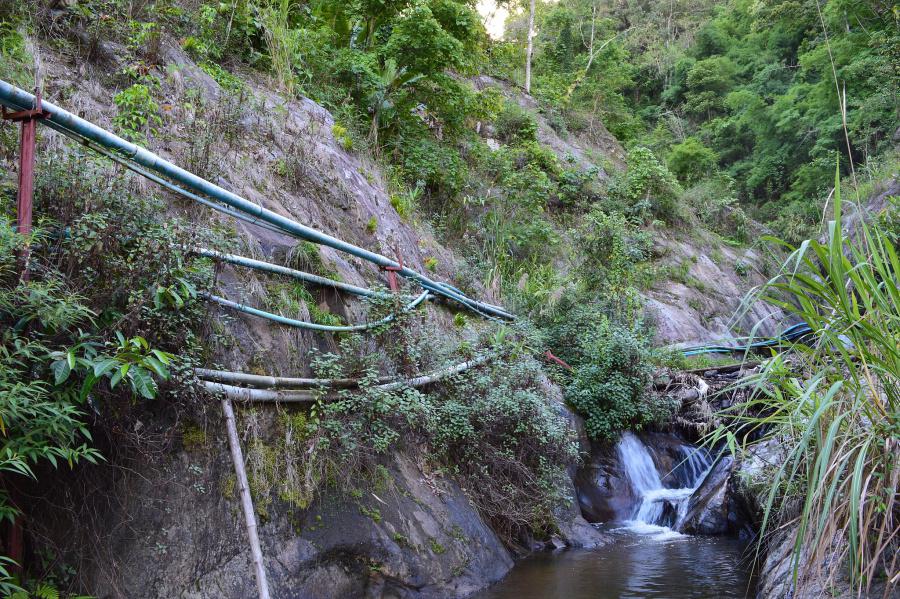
[221,398,272,599]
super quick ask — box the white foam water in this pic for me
[615,432,712,540]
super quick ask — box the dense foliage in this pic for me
[0,0,896,592]
[241,319,577,545]
[522,0,897,241]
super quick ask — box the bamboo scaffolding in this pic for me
[199,354,495,402]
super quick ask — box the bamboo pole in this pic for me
[196,368,363,389]
[221,398,272,599]
[200,354,495,402]
[373,354,493,391]
[206,381,317,402]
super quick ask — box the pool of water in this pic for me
[473,525,757,599]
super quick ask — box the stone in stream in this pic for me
[678,454,753,537]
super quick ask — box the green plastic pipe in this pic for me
[0,80,514,320]
[196,248,406,300]
[201,289,430,332]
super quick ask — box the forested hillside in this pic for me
[509,0,897,242]
[0,0,896,597]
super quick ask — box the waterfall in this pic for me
[615,432,711,537]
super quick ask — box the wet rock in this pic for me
[680,455,734,535]
[546,387,611,548]
[658,500,678,529]
[574,450,634,523]
[555,515,608,549]
[548,536,566,551]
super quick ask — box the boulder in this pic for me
[573,449,635,523]
[680,455,733,535]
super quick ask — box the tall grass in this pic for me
[256,0,302,93]
[711,168,898,597]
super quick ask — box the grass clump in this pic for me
[711,172,898,597]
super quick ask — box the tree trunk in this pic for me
[222,398,272,599]
[525,0,535,93]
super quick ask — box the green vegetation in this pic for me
[711,175,898,596]
[523,0,897,242]
[0,151,213,592]
[113,83,163,143]
[237,319,576,544]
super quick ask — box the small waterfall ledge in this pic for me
[615,432,712,539]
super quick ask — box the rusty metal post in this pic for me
[382,244,404,294]
[3,88,48,281]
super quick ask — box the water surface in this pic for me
[474,526,757,599]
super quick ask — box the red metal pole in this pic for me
[0,88,46,573]
[3,88,47,281]
[16,110,36,280]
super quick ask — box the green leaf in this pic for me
[144,356,170,379]
[129,367,157,399]
[93,358,119,377]
[109,368,124,389]
[151,349,172,364]
[51,360,71,385]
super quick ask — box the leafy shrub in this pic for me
[399,136,467,195]
[113,84,162,143]
[383,4,466,77]
[495,102,538,144]
[331,123,354,151]
[608,147,682,224]
[549,307,671,441]
[469,87,505,124]
[680,176,749,242]
[667,137,717,184]
[425,351,576,540]
[575,207,653,298]
[484,40,524,85]
[389,183,422,220]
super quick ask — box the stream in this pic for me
[474,432,758,598]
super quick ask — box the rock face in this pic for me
[472,75,626,174]
[49,440,514,599]
[644,235,789,346]
[574,443,635,523]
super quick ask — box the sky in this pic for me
[477,0,509,39]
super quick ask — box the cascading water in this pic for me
[615,432,711,538]
[478,433,757,598]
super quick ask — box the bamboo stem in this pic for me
[207,381,317,402]
[196,368,363,389]
[199,353,495,401]
[221,398,272,599]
